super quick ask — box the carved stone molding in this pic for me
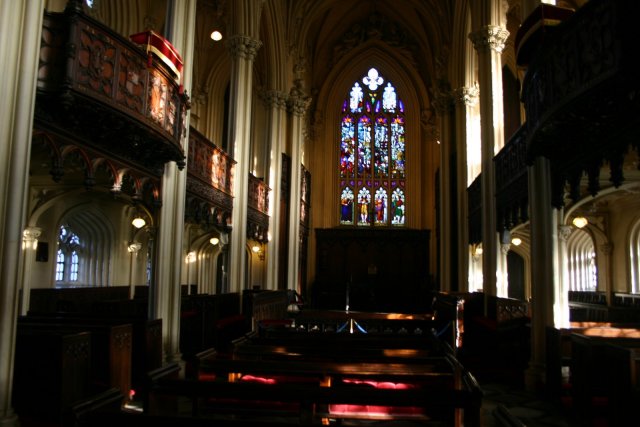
[469,25,510,53]
[226,35,262,61]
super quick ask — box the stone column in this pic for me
[227,34,262,293]
[526,156,558,391]
[19,227,42,315]
[453,85,479,292]
[262,90,288,290]
[0,1,45,425]
[556,224,572,328]
[153,0,197,364]
[287,81,311,293]
[469,25,509,297]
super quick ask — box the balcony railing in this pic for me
[522,0,640,206]
[186,127,235,227]
[494,126,529,231]
[37,4,189,175]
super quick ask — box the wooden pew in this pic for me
[149,355,481,426]
[22,313,162,392]
[13,328,93,424]
[603,342,640,426]
[17,319,133,399]
[570,329,640,424]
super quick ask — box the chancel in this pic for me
[2,0,640,426]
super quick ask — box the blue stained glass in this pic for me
[340,116,355,177]
[357,117,372,176]
[391,116,405,178]
[374,116,388,177]
[339,68,405,227]
[340,187,355,225]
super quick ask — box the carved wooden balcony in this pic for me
[186,127,235,228]
[494,126,529,231]
[35,3,188,177]
[247,174,270,242]
[522,0,640,207]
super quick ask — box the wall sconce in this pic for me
[132,215,146,229]
[251,244,260,253]
[572,216,588,229]
[210,237,220,245]
[511,237,522,246]
[127,241,142,253]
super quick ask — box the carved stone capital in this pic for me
[501,242,511,255]
[23,227,42,242]
[453,84,479,106]
[558,225,573,242]
[260,89,288,110]
[469,25,509,53]
[226,35,262,61]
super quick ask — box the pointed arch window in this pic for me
[339,68,405,226]
[56,225,81,285]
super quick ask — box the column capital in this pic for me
[558,224,573,241]
[469,25,509,53]
[226,35,262,61]
[452,84,479,106]
[260,89,288,110]
[288,81,311,117]
[23,227,42,241]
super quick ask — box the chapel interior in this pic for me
[2,0,640,426]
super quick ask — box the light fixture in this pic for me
[210,29,222,41]
[572,216,588,229]
[132,216,146,229]
[127,242,142,253]
[185,251,196,263]
[511,237,522,246]
[210,237,220,245]
[251,244,260,253]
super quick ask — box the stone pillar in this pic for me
[19,227,42,315]
[432,89,453,291]
[526,156,558,391]
[556,224,572,328]
[153,0,197,364]
[287,81,311,293]
[0,1,45,425]
[262,90,288,290]
[227,34,262,292]
[453,85,479,292]
[469,25,509,297]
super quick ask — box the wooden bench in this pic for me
[149,355,481,426]
[570,329,640,424]
[13,328,93,424]
[17,319,133,399]
[22,313,162,392]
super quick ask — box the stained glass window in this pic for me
[339,68,405,226]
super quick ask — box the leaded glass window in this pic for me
[339,68,405,226]
[56,225,81,284]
